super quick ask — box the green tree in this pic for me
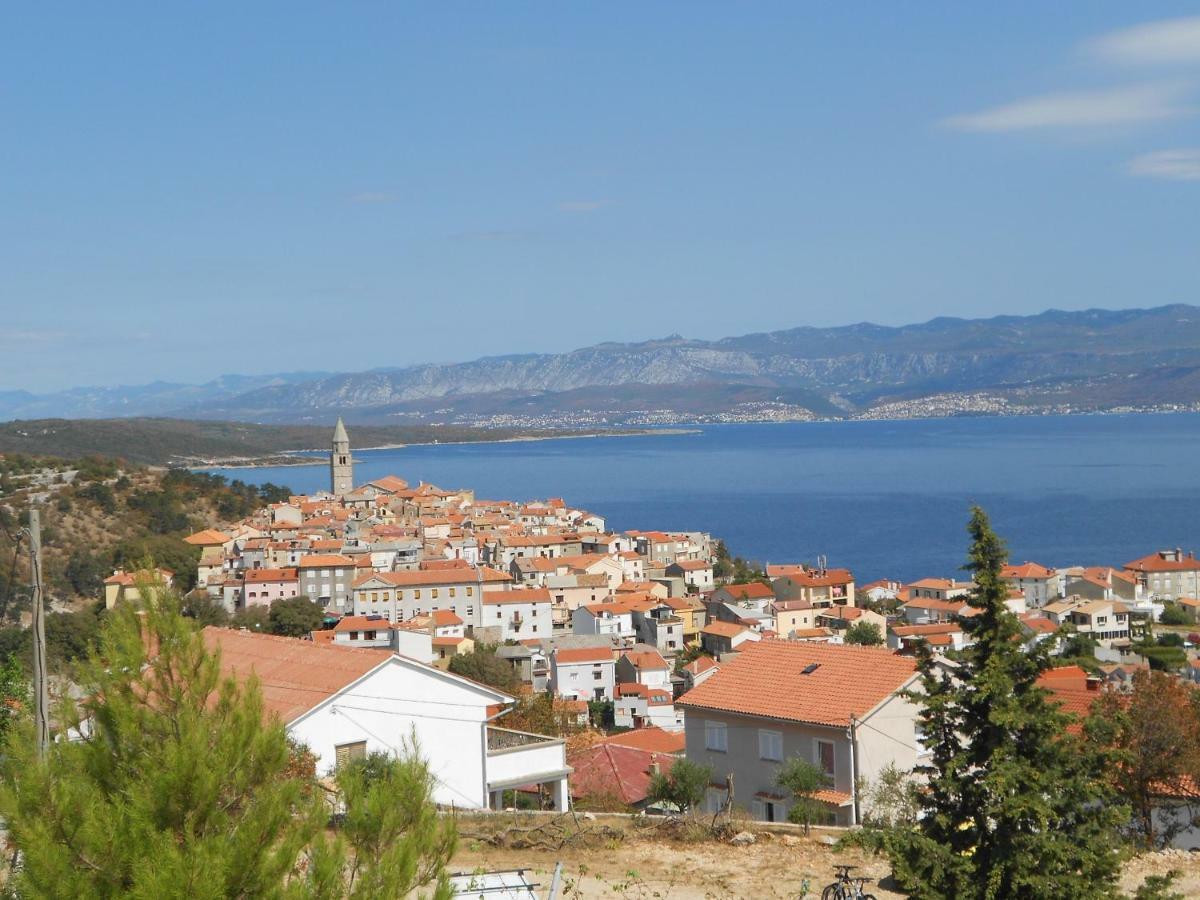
[646,759,712,815]
[447,644,520,693]
[65,550,107,597]
[182,593,231,628]
[0,598,455,898]
[1088,669,1200,849]
[268,596,324,638]
[1159,603,1192,627]
[0,654,29,743]
[232,605,271,632]
[776,756,827,835]
[843,621,884,646]
[877,507,1126,900]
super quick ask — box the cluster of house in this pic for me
[99,421,1200,832]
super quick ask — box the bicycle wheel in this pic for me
[820,884,841,900]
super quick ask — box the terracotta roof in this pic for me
[701,621,749,638]
[202,628,392,723]
[244,568,298,583]
[683,656,718,676]
[297,554,356,568]
[333,616,393,634]
[670,559,712,571]
[597,726,686,755]
[568,743,676,807]
[431,636,466,647]
[555,647,614,664]
[482,587,551,606]
[430,609,463,626]
[890,623,961,637]
[622,649,669,671]
[773,568,854,588]
[184,528,232,546]
[1001,562,1055,579]
[677,640,916,727]
[353,567,510,588]
[1125,551,1200,573]
[719,582,775,600]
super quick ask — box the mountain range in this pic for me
[6,305,1200,425]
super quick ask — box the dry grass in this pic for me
[448,813,1200,898]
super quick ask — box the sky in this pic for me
[3,3,1200,392]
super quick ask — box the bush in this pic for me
[1160,604,1191,627]
[268,596,323,637]
[647,759,713,814]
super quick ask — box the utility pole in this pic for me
[28,508,49,758]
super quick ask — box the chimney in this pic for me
[648,754,660,776]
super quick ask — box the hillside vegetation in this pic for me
[0,418,577,466]
[0,451,289,671]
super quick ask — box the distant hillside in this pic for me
[0,418,586,466]
[8,305,1200,424]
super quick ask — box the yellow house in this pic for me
[103,568,175,610]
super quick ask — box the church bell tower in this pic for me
[330,417,354,496]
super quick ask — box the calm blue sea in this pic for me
[206,415,1200,584]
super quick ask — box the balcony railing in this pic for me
[486,726,560,753]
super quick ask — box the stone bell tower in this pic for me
[330,417,354,497]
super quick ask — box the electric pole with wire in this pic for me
[28,508,49,757]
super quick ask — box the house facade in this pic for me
[678,640,919,826]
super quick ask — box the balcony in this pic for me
[485,726,571,810]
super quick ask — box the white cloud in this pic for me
[1090,16,1200,65]
[1128,148,1200,180]
[558,200,606,212]
[944,82,1192,131]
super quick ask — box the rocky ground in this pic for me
[448,813,1200,898]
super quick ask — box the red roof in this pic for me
[202,628,391,723]
[678,640,916,727]
[719,582,775,601]
[1125,551,1200,573]
[701,620,750,638]
[297,554,355,568]
[597,726,686,755]
[568,743,676,807]
[482,587,551,606]
[622,649,669,671]
[1002,562,1055,579]
[555,647,614,664]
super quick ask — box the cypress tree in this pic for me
[881,507,1126,899]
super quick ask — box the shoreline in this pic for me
[187,427,699,470]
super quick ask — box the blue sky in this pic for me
[3,3,1200,391]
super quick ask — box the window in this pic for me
[432,588,439,599]
[759,729,783,762]
[466,586,474,596]
[335,740,367,769]
[449,587,456,598]
[364,630,376,640]
[570,671,578,680]
[705,720,728,753]
[467,606,474,617]
[815,740,836,783]
[593,668,602,680]
[414,590,421,600]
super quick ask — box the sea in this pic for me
[205,414,1200,584]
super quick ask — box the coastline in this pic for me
[187,427,699,470]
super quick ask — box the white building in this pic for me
[204,628,571,811]
[549,646,616,702]
[481,587,553,641]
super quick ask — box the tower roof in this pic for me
[333,416,349,443]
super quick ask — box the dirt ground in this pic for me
[448,814,1200,898]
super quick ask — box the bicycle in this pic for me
[820,865,876,900]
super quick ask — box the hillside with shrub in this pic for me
[0,451,290,672]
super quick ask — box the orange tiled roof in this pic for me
[568,743,676,807]
[333,616,393,634]
[202,628,392,723]
[678,640,916,727]
[297,554,355,568]
[701,621,749,638]
[482,587,551,605]
[597,726,686,755]
[622,649,669,671]
[555,647,614,664]
[720,582,775,600]
[353,567,510,588]
[184,528,232,546]
[1002,562,1055,579]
